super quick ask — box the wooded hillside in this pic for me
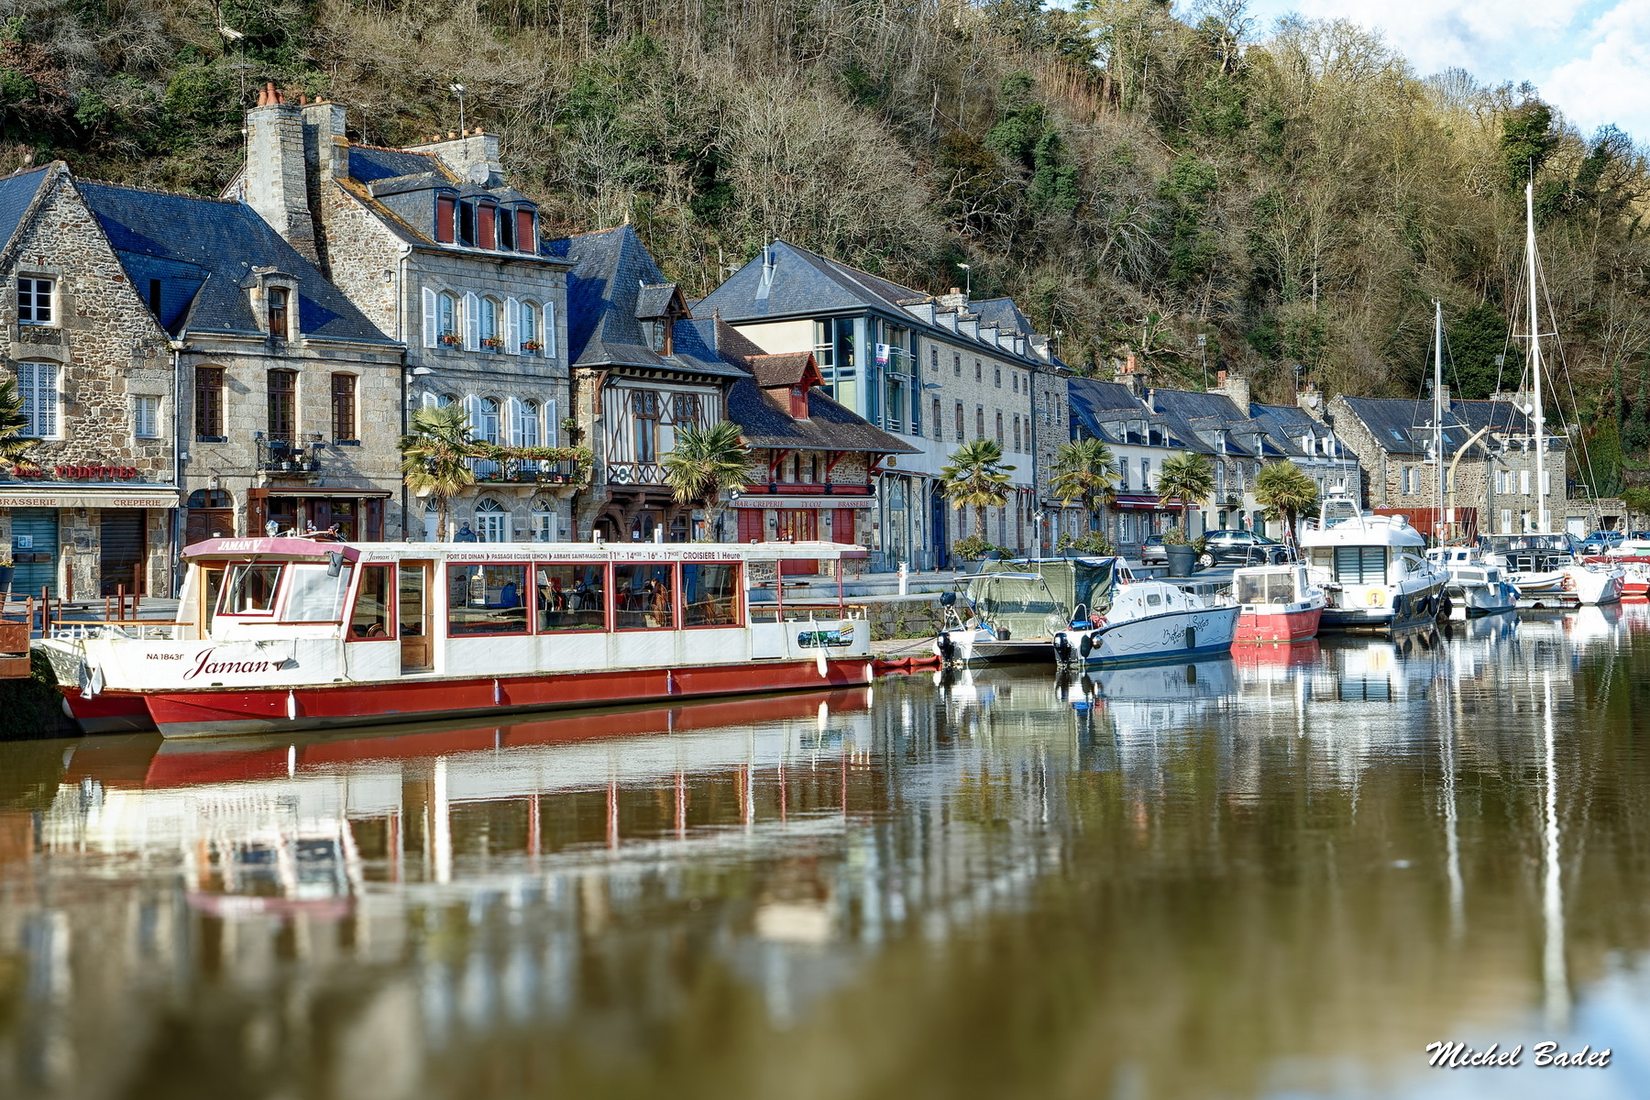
[4,0,1650,487]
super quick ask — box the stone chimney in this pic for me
[406,128,502,184]
[1210,367,1250,416]
[1297,383,1325,422]
[1117,351,1143,396]
[301,98,348,180]
[244,83,316,261]
[937,287,968,313]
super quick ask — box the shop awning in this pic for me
[1111,493,1167,512]
[732,495,874,510]
[252,487,393,498]
[0,484,180,509]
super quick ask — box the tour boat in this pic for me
[38,536,873,738]
[1231,563,1325,643]
[1299,492,1448,633]
[1426,545,1518,619]
[1052,579,1238,667]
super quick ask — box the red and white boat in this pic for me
[39,536,872,738]
[1231,563,1324,644]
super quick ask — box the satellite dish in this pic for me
[465,163,491,185]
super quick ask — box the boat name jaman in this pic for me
[183,649,279,681]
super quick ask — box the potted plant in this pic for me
[1162,526,1197,577]
[481,336,505,351]
[521,340,542,353]
[440,331,462,347]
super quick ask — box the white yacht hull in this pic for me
[1054,606,1238,667]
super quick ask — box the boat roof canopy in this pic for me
[181,537,860,563]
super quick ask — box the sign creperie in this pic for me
[11,463,141,480]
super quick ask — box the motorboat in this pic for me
[1231,563,1325,643]
[1601,542,1650,600]
[1298,491,1448,633]
[1426,545,1518,619]
[1482,533,1622,608]
[1052,578,1238,667]
[934,557,1118,666]
[37,535,873,738]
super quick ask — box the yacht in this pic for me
[934,558,1118,665]
[1052,579,1238,667]
[1426,545,1518,619]
[1299,492,1448,633]
[1482,534,1621,608]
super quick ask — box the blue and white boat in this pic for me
[1052,580,1238,667]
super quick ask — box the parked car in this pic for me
[1139,533,1168,566]
[1580,530,1625,554]
[1198,529,1293,567]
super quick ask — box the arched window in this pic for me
[480,297,501,349]
[477,397,501,444]
[518,399,541,448]
[475,496,511,543]
[530,495,557,542]
[437,292,458,345]
[519,301,540,354]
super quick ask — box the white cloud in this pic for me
[1544,0,1650,140]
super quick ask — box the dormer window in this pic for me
[435,194,457,243]
[457,201,476,246]
[477,201,497,250]
[267,286,290,339]
[499,207,516,249]
[516,207,536,252]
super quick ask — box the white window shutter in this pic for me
[42,364,59,438]
[464,394,482,436]
[421,287,438,348]
[545,301,557,358]
[502,396,521,445]
[463,292,480,350]
[421,391,437,411]
[505,297,520,354]
[547,399,558,445]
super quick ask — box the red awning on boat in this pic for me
[181,537,364,562]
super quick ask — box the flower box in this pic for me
[481,337,505,350]
[521,341,542,353]
[439,332,461,347]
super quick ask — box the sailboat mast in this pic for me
[1434,299,1445,543]
[1526,180,1549,533]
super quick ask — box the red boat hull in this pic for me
[60,686,156,733]
[1234,606,1322,645]
[125,657,875,738]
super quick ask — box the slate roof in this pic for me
[634,283,681,320]
[76,180,395,345]
[747,352,814,389]
[698,239,1052,369]
[0,166,51,259]
[1339,396,1547,458]
[1068,378,1156,446]
[1146,388,1252,455]
[348,146,446,184]
[704,319,914,455]
[969,297,1037,336]
[544,225,744,379]
[1251,403,1333,460]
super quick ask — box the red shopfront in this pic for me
[734,494,869,575]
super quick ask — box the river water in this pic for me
[3,608,1650,1099]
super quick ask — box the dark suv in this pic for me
[1139,533,1168,566]
[1198,529,1292,567]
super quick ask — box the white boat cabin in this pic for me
[169,537,860,683]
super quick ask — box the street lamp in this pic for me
[449,82,467,133]
[1196,333,1208,389]
[956,262,970,300]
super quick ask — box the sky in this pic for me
[1237,0,1650,144]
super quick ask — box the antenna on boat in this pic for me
[1525,179,1549,533]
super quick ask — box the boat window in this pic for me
[219,562,283,615]
[535,563,606,631]
[447,564,529,636]
[1235,571,1294,605]
[1333,547,1386,585]
[349,564,394,639]
[285,563,354,622]
[682,563,741,627]
[613,563,675,630]
[1146,592,1162,607]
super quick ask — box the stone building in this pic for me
[227,86,574,542]
[76,180,401,548]
[0,164,178,598]
[700,242,1066,568]
[1329,388,1569,538]
[705,319,914,575]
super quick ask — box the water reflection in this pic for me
[3,609,1650,1098]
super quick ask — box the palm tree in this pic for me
[0,378,34,466]
[400,404,485,540]
[1254,460,1319,542]
[941,438,1015,541]
[1156,452,1215,534]
[1050,438,1119,535]
[663,422,752,540]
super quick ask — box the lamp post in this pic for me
[956,262,970,300]
[449,83,467,134]
[1197,333,1208,390]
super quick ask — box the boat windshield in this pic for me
[284,562,354,622]
[219,562,284,616]
[1235,569,1299,605]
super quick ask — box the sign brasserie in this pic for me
[12,464,141,481]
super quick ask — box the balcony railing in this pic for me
[467,454,582,486]
[256,433,321,476]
